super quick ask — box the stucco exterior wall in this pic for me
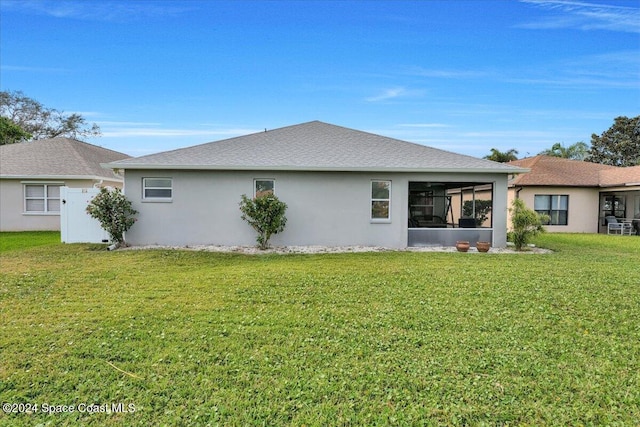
[507,186,601,233]
[123,170,510,248]
[0,179,120,231]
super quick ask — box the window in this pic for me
[143,178,172,200]
[371,180,391,221]
[535,195,568,225]
[254,179,275,197]
[24,184,61,213]
[601,195,625,220]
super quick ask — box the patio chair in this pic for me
[606,216,633,235]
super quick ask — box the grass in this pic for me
[0,233,639,426]
[0,231,60,252]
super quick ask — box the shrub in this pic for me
[509,198,549,251]
[239,193,287,250]
[463,199,492,226]
[86,187,137,247]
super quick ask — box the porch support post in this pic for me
[492,176,509,247]
[472,186,476,218]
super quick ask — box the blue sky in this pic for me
[1,0,638,158]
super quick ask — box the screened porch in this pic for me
[598,191,640,236]
[407,181,495,247]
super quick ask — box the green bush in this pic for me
[509,198,548,250]
[86,187,137,247]
[462,199,492,226]
[239,193,288,249]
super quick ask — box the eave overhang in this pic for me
[102,163,529,175]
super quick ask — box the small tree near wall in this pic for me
[86,187,138,248]
[509,198,549,251]
[239,194,287,250]
[463,200,492,226]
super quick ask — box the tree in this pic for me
[0,90,101,143]
[538,142,589,160]
[462,199,492,226]
[86,187,138,247]
[509,198,548,251]
[0,116,32,145]
[484,148,518,163]
[239,193,288,250]
[587,116,640,167]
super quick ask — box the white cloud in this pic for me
[365,87,426,102]
[100,124,259,139]
[508,49,640,89]
[96,121,162,126]
[398,47,639,90]
[404,67,492,79]
[397,123,452,128]
[365,87,407,102]
[518,0,640,33]
[0,64,70,73]
[365,120,593,159]
[0,0,194,22]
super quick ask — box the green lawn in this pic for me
[0,233,639,426]
[0,231,60,252]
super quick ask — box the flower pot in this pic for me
[476,241,491,253]
[455,241,470,252]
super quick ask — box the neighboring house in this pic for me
[0,138,129,231]
[107,121,526,248]
[507,155,640,234]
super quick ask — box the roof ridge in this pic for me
[516,155,621,170]
[0,137,128,179]
[64,139,101,175]
[526,154,545,168]
[39,137,130,157]
[304,121,513,169]
[108,121,526,173]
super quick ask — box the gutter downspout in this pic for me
[515,187,522,199]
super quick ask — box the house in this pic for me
[507,155,640,234]
[107,121,527,248]
[0,138,129,231]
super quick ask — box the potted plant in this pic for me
[455,241,470,252]
[476,241,491,252]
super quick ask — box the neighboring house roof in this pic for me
[108,121,527,173]
[0,137,129,181]
[599,165,640,187]
[508,155,619,187]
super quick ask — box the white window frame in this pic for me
[142,177,173,202]
[22,182,63,215]
[371,180,391,223]
[254,179,275,198]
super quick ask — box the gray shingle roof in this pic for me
[0,137,129,180]
[109,121,526,173]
